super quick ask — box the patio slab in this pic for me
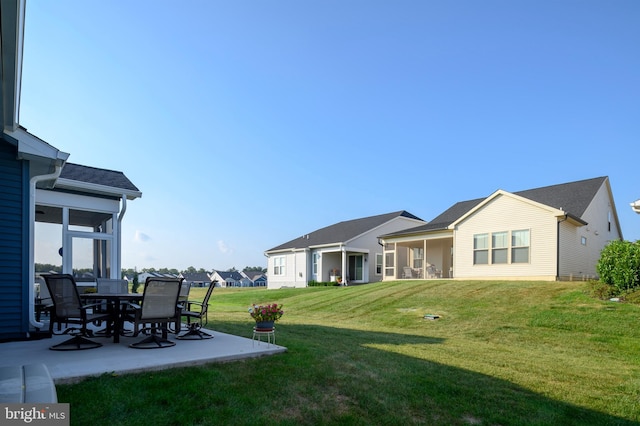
[0,327,286,384]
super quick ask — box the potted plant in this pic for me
[330,268,340,282]
[249,303,283,331]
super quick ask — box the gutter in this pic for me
[28,164,63,330]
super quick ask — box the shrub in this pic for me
[587,280,617,300]
[596,240,640,293]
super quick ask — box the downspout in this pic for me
[556,214,568,281]
[116,194,127,279]
[28,165,62,330]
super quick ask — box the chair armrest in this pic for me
[80,302,104,310]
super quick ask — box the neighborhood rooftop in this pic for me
[267,210,423,252]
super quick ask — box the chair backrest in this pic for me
[96,278,128,294]
[178,280,191,302]
[43,274,83,319]
[140,277,182,320]
[198,281,216,315]
[403,266,413,278]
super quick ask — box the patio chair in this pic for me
[95,278,132,334]
[402,266,414,279]
[43,274,112,351]
[177,280,217,340]
[126,277,183,349]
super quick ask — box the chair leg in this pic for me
[177,322,214,340]
[129,327,176,349]
[50,333,103,351]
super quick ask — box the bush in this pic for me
[596,240,640,293]
[587,280,617,300]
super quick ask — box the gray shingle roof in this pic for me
[59,163,140,192]
[267,211,423,252]
[182,272,211,282]
[381,177,607,237]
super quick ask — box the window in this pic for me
[581,236,587,246]
[312,253,319,275]
[474,230,531,265]
[273,257,285,276]
[412,248,424,269]
[511,230,530,263]
[375,253,383,275]
[492,232,508,264]
[473,234,489,264]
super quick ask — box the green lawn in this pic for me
[58,280,640,425]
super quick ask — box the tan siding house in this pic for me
[380,177,622,282]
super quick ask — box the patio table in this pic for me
[82,293,143,343]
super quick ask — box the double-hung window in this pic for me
[491,232,508,264]
[511,230,530,263]
[375,253,383,275]
[473,234,489,265]
[474,229,530,265]
[273,256,286,276]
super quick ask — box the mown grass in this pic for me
[58,280,640,425]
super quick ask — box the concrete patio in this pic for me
[0,324,286,384]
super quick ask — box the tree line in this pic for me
[35,264,267,277]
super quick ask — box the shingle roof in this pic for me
[215,270,244,281]
[381,177,607,237]
[182,272,211,282]
[513,176,606,218]
[267,211,424,252]
[59,163,140,192]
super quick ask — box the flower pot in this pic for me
[255,321,275,331]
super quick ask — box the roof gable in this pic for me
[381,177,607,238]
[267,211,423,251]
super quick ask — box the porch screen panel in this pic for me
[384,252,395,277]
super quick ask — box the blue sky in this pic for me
[21,1,640,271]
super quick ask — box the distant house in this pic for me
[241,271,268,287]
[181,272,213,287]
[0,1,141,341]
[211,270,251,287]
[138,272,180,284]
[379,177,622,281]
[264,211,426,289]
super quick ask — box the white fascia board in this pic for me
[8,127,69,164]
[54,177,142,200]
[37,188,120,213]
[381,229,452,244]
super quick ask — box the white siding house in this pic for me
[380,177,622,281]
[265,211,426,289]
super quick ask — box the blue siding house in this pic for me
[0,1,141,341]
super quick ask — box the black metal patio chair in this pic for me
[177,280,217,340]
[126,277,183,349]
[43,274,112,351]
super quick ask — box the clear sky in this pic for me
[21,0,640,272]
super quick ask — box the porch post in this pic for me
[341,246,347,286]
